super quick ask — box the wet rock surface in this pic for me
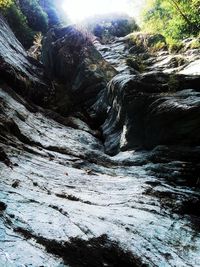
[42,26,116,108]
[1,86,200,267]
[0,20,200,267]
[93,39,200,155]
[0,15,49,105]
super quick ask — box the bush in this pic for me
[39,0,61,27]
[1,0,50,48]
[3,3,35,48]
[28,32,43,59]
[190,39,200,49]
[19,0,48,33]
[127,32,166,53]
[150,41,167,52]
[142,0,200,42]
[166,37,183,53]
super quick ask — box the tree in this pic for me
[3,3,35,48]
[1,0,48,48]
[39,0,60,27]
[142,0,200,41]
[169,0,200,32]
[18,0,48,33]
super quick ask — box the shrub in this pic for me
[150,41,167,52]
[28,32,43,59]
[127,32,166,53]
[2,0,50,48]
[190,39,200,49]
[18,0,48,33]
[142,0,200,42]
[39,0,61,27]
[3,3,35,48]
[166,37,183,53]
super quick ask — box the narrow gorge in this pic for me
[0,9,200,267]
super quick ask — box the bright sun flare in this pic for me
[61,0,145,23]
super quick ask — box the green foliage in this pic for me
[166,37,183,53]
[142,0,200,42]
[190,39,200,49]
[3,3,35,48]
[1,0,52,48]
[19,0,48,33]
[150,41,166,52]
[0,0,12,8]
[39,0,61,27]
[128,32,166,52]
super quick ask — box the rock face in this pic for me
[1,80,200,267]
[125,32,167,54]
[42,26,116,108]
[0,15,49,105]
[100,73,200,154]
[0,17,200,267]
[92,39,200,155]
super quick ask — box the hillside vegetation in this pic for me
[142,0,200,48]
[0,0,60,47]
[1,0,199,50]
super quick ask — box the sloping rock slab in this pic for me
[101,72,200,155]
[0,85,200,267]
[0,14,48,104]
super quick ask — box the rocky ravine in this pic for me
[0,15,200,267]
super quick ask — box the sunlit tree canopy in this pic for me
[142,0,200,42]
[1,0,199,48]
[0,0,13,8]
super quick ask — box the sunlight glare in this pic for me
[61,0,142,22]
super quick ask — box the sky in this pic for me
[61,0,146,23]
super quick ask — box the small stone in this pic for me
[0,201,7,211]
[12,180,20,188]
[85,169,93,175]
[4,159,13,169]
